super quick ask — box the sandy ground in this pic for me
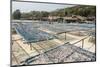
[12,34,64,52]
[11,28,95,65]
[12,28,95,54]
[39,28,95,53]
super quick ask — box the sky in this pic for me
[12,1,76,12]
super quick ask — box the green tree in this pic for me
[13,9,21,19]
[40,11,49,17]
[21,12,32,19]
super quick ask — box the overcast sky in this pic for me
[12,1,76,12]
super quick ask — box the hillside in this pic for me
[50,5,96,17]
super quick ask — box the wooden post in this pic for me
[65,32,66,40]
[82,39,84,48]
[29,43,32,50]
[12,41,13,45]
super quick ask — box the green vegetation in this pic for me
[13,9,21,19]
[50,5,96,17]
[88,37,95,44]
[12,5,96,20]
[63,5,96,17]
[12,28,17,34]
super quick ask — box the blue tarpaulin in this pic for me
[13,22,54,43]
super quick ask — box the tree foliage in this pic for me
[12,5,96,20]
[13,9,21,19]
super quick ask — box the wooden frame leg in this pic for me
[82,39,84,48]
[29,43,32,50]
[65,32,66,40]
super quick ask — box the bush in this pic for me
[12,28,17,34]
[88,36,95,44]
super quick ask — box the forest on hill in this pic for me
[51,5,96,17]
[12,5,96,19]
